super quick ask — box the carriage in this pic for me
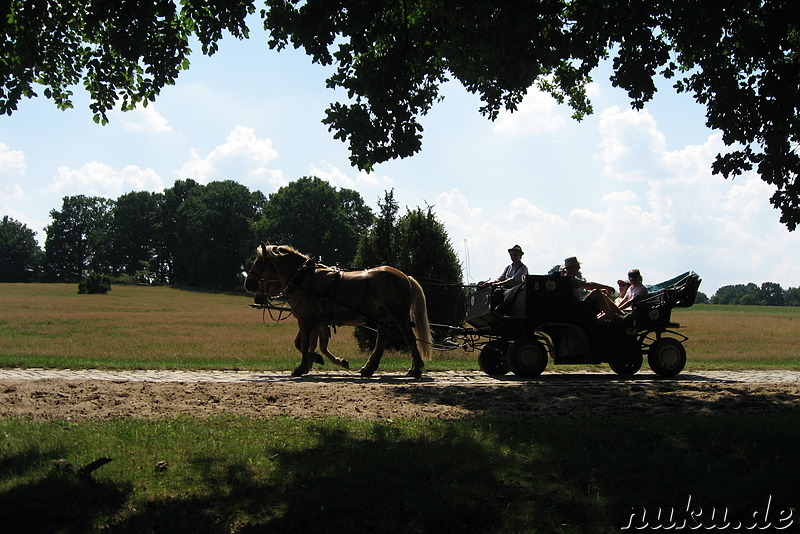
[246,243,701,379]
[442,271,702,378]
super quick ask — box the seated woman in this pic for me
[615,279,630,307]
[615,269,648,312]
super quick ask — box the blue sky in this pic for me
[2,26,799,296]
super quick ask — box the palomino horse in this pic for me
[245,243,433,378]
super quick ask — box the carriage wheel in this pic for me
[609,353,643,376]
[478,340,510,376]
[647,338,686,377]
[507,337,548,378]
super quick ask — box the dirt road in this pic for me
[1,369,798,421]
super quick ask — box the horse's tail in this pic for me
[408,276,433,361]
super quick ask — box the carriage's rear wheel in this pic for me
[647,338,686,377]
[478,340,510,376]
[507,337,548,378]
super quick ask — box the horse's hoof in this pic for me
[311,352,324,365]
[340,359,350,370]
[291,367,309,377]
[359,366,374,378]
[406,368,423,379]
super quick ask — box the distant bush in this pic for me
[78,272,112,294]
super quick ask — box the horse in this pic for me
[245,243,433,378]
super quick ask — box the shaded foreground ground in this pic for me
[2,371,799,420]
[2,371,799,534]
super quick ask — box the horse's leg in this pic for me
[295,329,324,365]
[291,322,314,377]
[400,320,425,379]
[318,326,349,370]
[359,326,387,377]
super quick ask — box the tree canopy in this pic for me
[254,176,373,265]
[0,215,42,282]
[44,195,111,283]
[3,1,800,227]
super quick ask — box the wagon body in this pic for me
[456,272,701,378]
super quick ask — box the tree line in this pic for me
[0,177,465,331]
[707,283,800,307]
[7,176,798,312]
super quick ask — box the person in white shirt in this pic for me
[615,269,648,312]
[481,245,529,315]
[491,245,528,289]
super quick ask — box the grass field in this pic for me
[0,283,798,371]
[1,283,798,533]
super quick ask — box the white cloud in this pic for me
[598,106,669,182]
[176,126,283,189]
[492,90,568,136]
[0,144,25,201]
[435,105,800,293]
[116,105,173,132]
[46,161,164,198]
[355,170,394,189]
[308,162,394,191]
[0,182,24,201]
[308,162,355,189]
[0,142,25,179]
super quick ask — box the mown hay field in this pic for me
[1,283,798,370]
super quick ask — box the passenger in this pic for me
[481,245,528,314]
[615,279,631,307]
[615,269,648,312]
[562,256,625,320]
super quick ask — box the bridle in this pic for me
[247,254,293,322]
[247,256,283,299]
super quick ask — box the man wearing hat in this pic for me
[483,245,528,315]
[562,256,625,318]
[492,245,528,289]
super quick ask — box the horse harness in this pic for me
[253,252,419,335]
[283,258,371,328]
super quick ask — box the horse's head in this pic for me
[244,242,283,300]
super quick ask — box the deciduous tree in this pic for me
[758,281,786,306]
[174,180,261,289]
[44,195,111,282]
[254,176,373,265]
[4,1,800,227]
[0,215,42,282]
[109,190,162,279]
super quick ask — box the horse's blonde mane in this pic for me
[260,243,308,260]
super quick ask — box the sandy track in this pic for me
[1,370,798,421]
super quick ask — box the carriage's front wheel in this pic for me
[507,337,548,378]
[478,340,510,376]
[647,338,686,377]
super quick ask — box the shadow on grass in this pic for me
[1,415,799,533]
[109,423,520,533]
[391,379,800,418]
[0,447,131,534]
